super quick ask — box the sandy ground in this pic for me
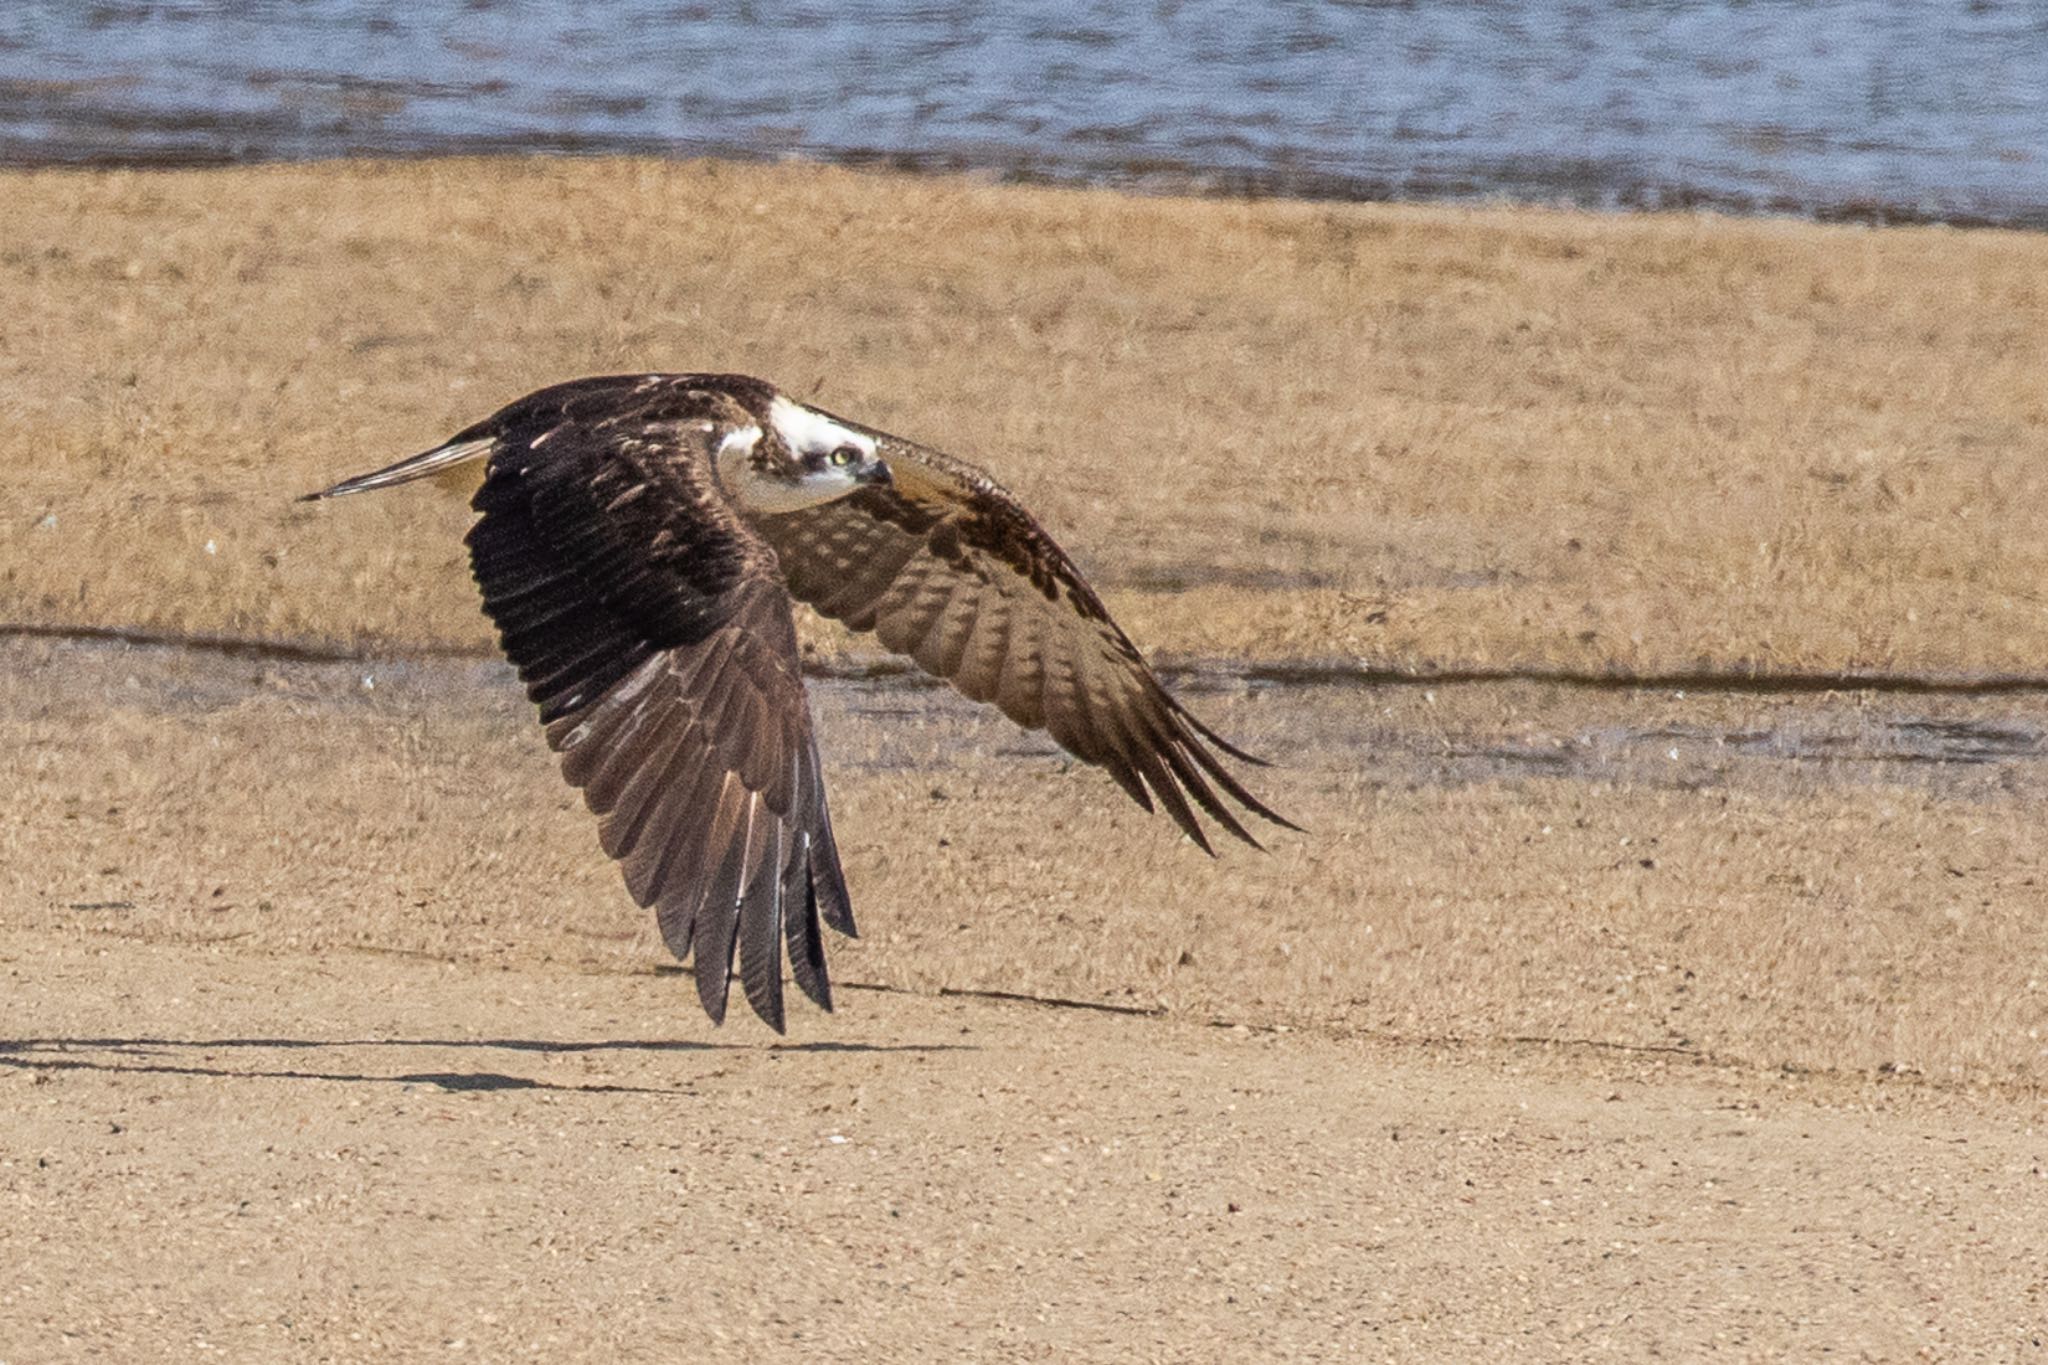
[4,160,2048,1360]
[4,639,2047,1360]
[6,939,2043,1363]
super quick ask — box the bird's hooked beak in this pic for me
[859,457,893,486]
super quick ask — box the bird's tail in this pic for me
[299,436,496,501]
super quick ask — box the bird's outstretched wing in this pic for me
[745,443,1295,852]
[452,381,852,1032]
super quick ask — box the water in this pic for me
[2,2,2045,226]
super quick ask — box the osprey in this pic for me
[306,374,1292,1030]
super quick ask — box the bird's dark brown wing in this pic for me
[461,381,852,1031]
[746,445,1294,852]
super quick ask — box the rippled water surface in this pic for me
[2,1,2045,226]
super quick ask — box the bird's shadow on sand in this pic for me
[0,1033,974,1096]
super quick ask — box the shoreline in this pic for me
[11,144,2048,236]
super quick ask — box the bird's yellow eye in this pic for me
[828,446,859,468]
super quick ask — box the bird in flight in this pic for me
[305,374,1292,1030]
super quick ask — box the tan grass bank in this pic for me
[4,157,2045,677]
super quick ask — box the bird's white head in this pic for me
[717,396,891,515]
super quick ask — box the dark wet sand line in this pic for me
[14,619,2048,699]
